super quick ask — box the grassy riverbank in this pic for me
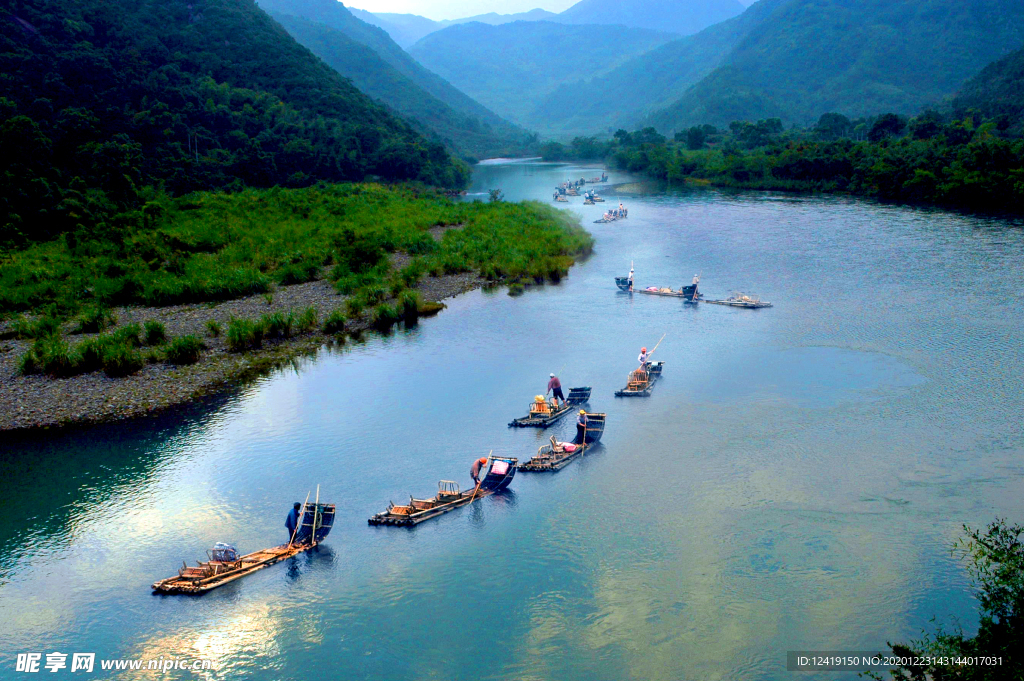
[0,184,592,427]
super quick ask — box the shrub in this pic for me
[276,260,320,285]
[206,320,222,337]
[322,310,346,335]
[38,336,81,377]
[260,311,294,339]
[73,307,117,334]
[226,318,263,352]
[296,307,319,333]
[14,315,61,339]
[112,323,141,347]
[144,349,163,364]
[262,291,274,305]
[18,349,40,375]
[418,301,445,317]
[77,337,108,373]
[365,285,388,304]
[165,335,205,364]
[398,290,420,321]
[102,343,144,377]
[143,320,167,346]
[370,303,401,330]
[344,297,365,318]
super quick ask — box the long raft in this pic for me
[368,456,517,527]
[153,500,335,594]
[615,361,664,397]
[508,387,591,428]
[519,412,606,472]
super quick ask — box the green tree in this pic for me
[869,113,908,142]
[815,113,852,140]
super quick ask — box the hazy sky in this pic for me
[346,0,759,22]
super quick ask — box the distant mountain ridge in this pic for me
[557,0,744,36]
[352,0,745,47]
[409,20,677,132]
[257,0,533,158]
[643,0,1024,131]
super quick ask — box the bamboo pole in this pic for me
[648,333,667,358]
[312,484,320,547]
[287,491,310,549]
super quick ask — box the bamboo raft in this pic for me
[153,498,335,594]
[508,387,591,427]
[519,413,606,472]
[636,286,701,303]
[614,361,664,397]
[368,457,517,527]
[704,294,772,308]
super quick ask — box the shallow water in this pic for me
[2,162,1023,680]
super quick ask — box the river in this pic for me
[2,161,1023,680]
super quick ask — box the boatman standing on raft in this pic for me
[576,410,588,442]
[470,457,488,487]
[285,502,301,544]
[547,373,565,407]
[638,346,649,371]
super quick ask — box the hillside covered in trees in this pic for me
[259,0,534,160]
[953,44,1024,136]
[0,0,468,246]
[409,20,676,132]
[644,0,1024,131]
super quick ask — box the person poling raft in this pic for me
[368,454,518,526]
[615,336,666,397]
[153,488,336,594]
[508,373,592,427]
[594,204,627,224]
[520,410,607,472]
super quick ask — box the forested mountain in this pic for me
[409,21,676,131]
[952,44,1024,134]
[557,0,744,36]
[348,7,557,48]
[258,0,533,158]
[644,0,1024,131]
[0,0,466,245]
[533,0,786,136]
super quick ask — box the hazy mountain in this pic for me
[532,0,786,136]
[258,0,533,158]
[409,21,676,131]
[952,43,1024,131]
[557,0,744,36]
[349,7,558,48]
[644,0,1024,131]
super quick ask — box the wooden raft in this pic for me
[614,361,664,397]
[152,544,308,594]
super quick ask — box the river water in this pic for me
[2,161,1023,680]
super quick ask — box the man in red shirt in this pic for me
[547,373,565,407]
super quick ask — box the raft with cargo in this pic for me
[152,494,335,594]
[614,361,664,397]
[368,456,517,527]
[508,387,591,428]
[519,412,606,472]
[704,294,772,308]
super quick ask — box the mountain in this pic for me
[257,0,534,158]
[644,0,1024,131]
[409,21,677,131]
[347,8,440,48]
[952,43,1024,131]
[0,0,466,244]
[557,0,744,36]
[532,0,786,136]
[349,7,558,48]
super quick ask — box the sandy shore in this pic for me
[0,270,487,433]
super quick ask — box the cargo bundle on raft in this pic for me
[704,294,773,309]
[519,412,606,472]
[615,361,664,397]
[508,387,591,428]
[368,456,517,527]
[153,493,335,595]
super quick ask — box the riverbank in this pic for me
[0,269,487,432]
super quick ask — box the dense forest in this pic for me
[542,106,1024,213]
[0,0,468,247]
[258,0,534,160]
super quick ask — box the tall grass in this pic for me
[144,320,167,345]
[226,318,263,352]
[165,335,205,364]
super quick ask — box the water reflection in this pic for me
[2,162,1024,680]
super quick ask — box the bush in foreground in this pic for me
[165,335,205,365]
[144,321,167,346]
[226,318,263,352]
[322,310,346,335]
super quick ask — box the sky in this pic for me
[346,0,759,22]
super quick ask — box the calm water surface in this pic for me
[2,162,1024,680]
